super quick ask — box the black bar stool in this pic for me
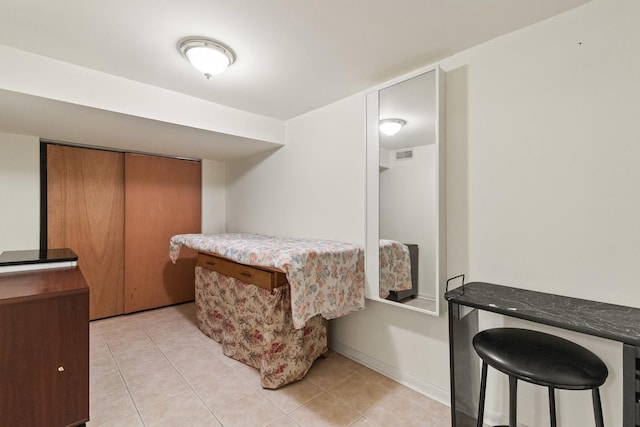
[472,328,608,427]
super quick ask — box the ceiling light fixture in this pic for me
[179,38,236,79]
[379,118,407,136]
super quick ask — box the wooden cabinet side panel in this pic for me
[47,145,125,319]
[0,291,89,426]
[124,154,201,313]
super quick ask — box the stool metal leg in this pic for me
[509,376,517,427]
[592,388,604,427]
[477,362,488,427]
[548,387,556,427]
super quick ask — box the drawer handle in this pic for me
[58,366,65,372]
[240,272,252,278]
[205,261,216,266]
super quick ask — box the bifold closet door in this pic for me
[47,145,125,320]
[124,153,201,313]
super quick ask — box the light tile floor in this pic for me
[88,302,451,427]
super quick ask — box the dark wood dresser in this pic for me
[0,267,89,426]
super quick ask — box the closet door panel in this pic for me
[47,145,125,320]
[124,154,201,313]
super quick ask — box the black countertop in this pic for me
[0,248,78,267]
[445,282,640,346]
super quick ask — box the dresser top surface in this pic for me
[0,267,88,302]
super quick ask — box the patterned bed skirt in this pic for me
[194,266,327,389]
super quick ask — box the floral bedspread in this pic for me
[379,239,413,298]
[195,267,326,389]
[170,233,365,329]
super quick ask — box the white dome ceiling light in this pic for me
[179,38,236,79]
[379,118,407,136]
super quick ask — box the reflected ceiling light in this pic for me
[179,38,235,79]
[379,118,406,136]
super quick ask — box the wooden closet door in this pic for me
[124,154,201,313]
[47,145,125,320]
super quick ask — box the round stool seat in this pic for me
[473,328,608,390]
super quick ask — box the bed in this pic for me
[169,233,365,388]
[379,239,415,299]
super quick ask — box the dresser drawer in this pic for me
[197,252,287,291]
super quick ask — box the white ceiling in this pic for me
[0,0,591,159]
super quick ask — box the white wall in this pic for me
[225,89,452,403]
[1,0,637,423]
[201,159,227,234]
[440,0,639,423]
[0,44,284,145]
[0,133,40,252]
[380,145,436,299]
[0,134,226,254]
[444,0,640,307]
[225,94,365,244]
[227,0,640,425]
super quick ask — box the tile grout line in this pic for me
[90,321,147,427]
[105,320,149,427]
[135,314,227,427]
[92,304,450,427]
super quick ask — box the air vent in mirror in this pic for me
[396,150,413,160]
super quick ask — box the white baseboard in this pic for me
[330,340,451,407]
[330,341,510,426]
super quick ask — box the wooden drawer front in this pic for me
[197,252,287,291]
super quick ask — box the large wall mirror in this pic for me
[365,66,445,315]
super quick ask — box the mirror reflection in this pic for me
[378,70,437,312]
